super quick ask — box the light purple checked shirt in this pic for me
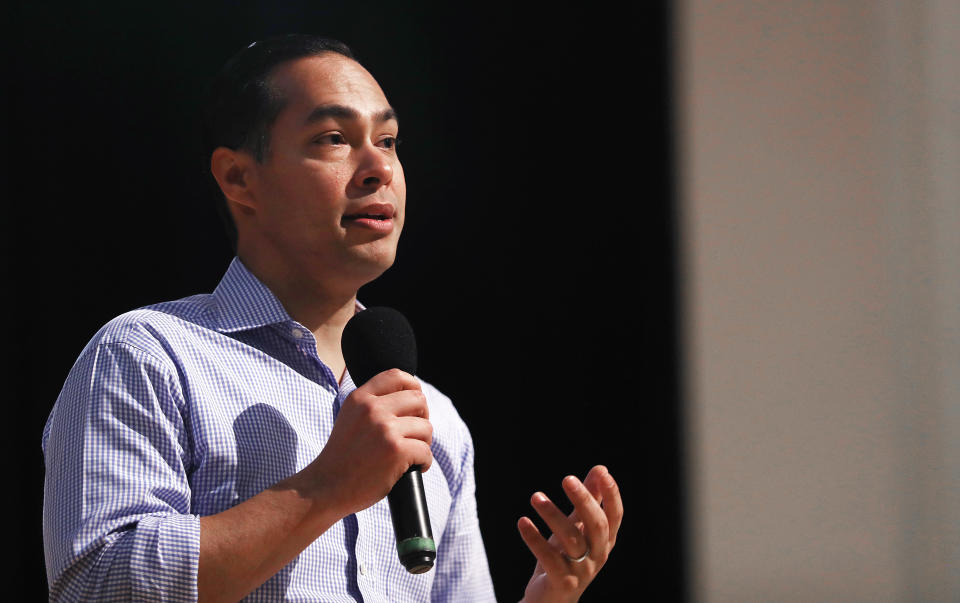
[42,258,496,602]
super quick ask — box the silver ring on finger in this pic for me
[563,544,590,563]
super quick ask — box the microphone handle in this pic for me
[387,466,436,573]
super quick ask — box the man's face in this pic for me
[242,53,406,285]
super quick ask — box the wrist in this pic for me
[280,464,349,529]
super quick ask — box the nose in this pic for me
[352,145,394,190]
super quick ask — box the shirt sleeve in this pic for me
[430,422,497,602]
[42,340,200,602]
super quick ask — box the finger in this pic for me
[572,467,624,548]
[581,465,607,505]
[361,368,422,396]
[393,416,433,446]
[398,438,434,473]
[567,466,606,525]
[562,475,608,558]
[379,388,430,419]
[530,492,589,559]
[517,516,568,577]
[598,469,623,546]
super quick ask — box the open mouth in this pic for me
[342,203,395,229]
[341,209,395,232]
[343,213,390,221]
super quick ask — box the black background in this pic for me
[6,2,684,600]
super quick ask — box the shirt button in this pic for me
[359,562,367,576]
[291,328,304,339]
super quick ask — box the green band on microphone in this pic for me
[396,536,436,557]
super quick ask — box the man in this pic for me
[42,35,622,602]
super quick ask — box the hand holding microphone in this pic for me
[340,307,436,574]
[293,307,436,573]
[310,367,433,518]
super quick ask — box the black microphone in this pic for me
[341,306,436,574]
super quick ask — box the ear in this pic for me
[210,146,259,213]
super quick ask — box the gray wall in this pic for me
[678,1,960,600]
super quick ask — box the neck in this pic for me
[237,251,361,382]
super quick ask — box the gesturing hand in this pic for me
[518,465,623,603]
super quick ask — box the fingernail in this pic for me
[533,492,548,503]
[564,475,581,490]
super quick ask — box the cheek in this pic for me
[270,164,349,217]
[392,165,407,205]
[283,161,346,194]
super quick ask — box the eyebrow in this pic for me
[304,104,399,126]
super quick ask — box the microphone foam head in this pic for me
[341,306,418,387]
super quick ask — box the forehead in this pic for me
[269,54,391,121]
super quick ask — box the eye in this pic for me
[378,136,401,150]
[313,133,347,145]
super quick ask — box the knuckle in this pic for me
[385,436,404,457]
[354,394,376,415]
[583,517,606,541]
[406,390,425,409]
[597,512,610,530]
[376,419,394,440]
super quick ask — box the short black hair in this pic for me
[202,34,356,249]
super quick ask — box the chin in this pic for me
[344,248,397,284]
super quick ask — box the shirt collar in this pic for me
[210,257,367,334]
[211,257,293,333]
